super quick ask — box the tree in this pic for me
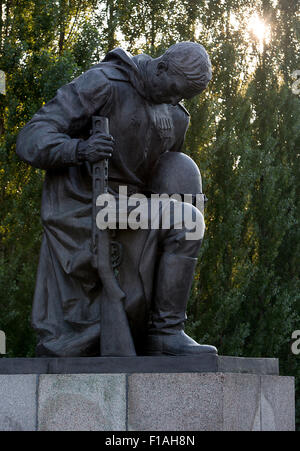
[0,0,97,356]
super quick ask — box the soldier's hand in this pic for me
[77,133,115,163]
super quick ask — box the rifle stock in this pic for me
[92,116,136,357]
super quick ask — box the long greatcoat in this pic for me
[16,48,190,356]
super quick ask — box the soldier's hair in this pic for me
[162,42,212,93]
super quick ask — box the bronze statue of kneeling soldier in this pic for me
[16,42,217,358]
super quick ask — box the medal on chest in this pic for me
[149,104,174,150]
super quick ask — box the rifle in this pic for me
[92,116,136,356]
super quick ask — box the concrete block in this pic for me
[0,375,37,431]
[261,375,295,431]
[128,373,224,431]
[37,374,126,431]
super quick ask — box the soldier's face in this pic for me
[150,65,197,105]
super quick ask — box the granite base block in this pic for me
[127,373,295,431]
[38,374,126,431]
[0,375,37,431]
[0,357,295,431]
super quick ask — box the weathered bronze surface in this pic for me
[16,42,217,357]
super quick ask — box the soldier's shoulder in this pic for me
[72,64,129,89]
[91,63,129,82]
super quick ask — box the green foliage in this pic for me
[0,0,299,429]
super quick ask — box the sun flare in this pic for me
[248,14,270,49]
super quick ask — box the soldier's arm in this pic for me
[16,69,112,169]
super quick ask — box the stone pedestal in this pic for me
[0,356,295,431]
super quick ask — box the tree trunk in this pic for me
[0,0,3,52]
[59,0,67,55]
[107,0,117,52]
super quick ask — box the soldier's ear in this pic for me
[156,61,168,76]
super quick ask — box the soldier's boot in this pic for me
[145,252,217,356]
